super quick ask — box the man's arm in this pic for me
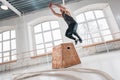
[52,3,66,10]
[49,3,62,17]
[51,3,71,16]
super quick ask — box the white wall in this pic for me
[0,0,120,53]
[0,0,120,72]
[108,0,120,29]
[104,6,120,38]
[0,50,120,80]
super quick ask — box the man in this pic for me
[49,2,82,45]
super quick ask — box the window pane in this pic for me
[11,55,17,60]
[0,53,2,57]
[88,21,99,33]
[3,57,10,62]
[97,19,109,30]
[44,32,52,42]
[93,38,102,43]
[101,30,111,36]
[3,41,10,51]
[0,58,2,63]
[82,40,92,46]
[37,49,45,55]
[0,34,2,41]
[94,10,104,18]
[81,34,91,40]
[3,31,10,40]
[54,40,62,46]
[0,43,2,52]
[78,23,88,35]
[11,50,17,60]
[51,21,59,29]
[46,47,52,53]
[36,44,44,49]
[3,52,10,57]
[52,30,62,40]
[11,50,16,55]
[34,24,42,33]
[35,33,43,44]
[45,43,53,48]
[85,11,95,20]
[76,13,85,23]
[42,22,50,31]
[86,39,93,45]
[91,33,101,38]
[104,36,113,41]
[11,30,16,39]
[11,39,16,49]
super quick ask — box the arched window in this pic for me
[32,21,62,56]
[0,30,16,64]
[76,10,113,46]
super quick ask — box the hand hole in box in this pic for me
[67,46,70,49]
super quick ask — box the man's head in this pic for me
[60,8,66,13]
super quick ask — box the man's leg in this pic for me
[65,29,78,44]
[72,23,82,43]
[73,32,82,43]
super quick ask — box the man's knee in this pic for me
[65,32,71,38]
[65,33,69,37]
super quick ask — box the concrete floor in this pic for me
[0,50,120,80]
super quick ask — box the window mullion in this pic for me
[10,30,12,61]
[33,29,37,56]
[49,21,54,47]
[83,12,94,44]
[2,33,3,63]
[41,24,46,53]
[93,11,104,42]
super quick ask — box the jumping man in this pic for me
[49,2,82,45]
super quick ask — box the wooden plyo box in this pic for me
[52,43,81,69]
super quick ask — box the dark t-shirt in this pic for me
[62,12,76,26]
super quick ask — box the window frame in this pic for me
[32,20,63,57]
[76,9,113,46]
[0,30,17,64]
